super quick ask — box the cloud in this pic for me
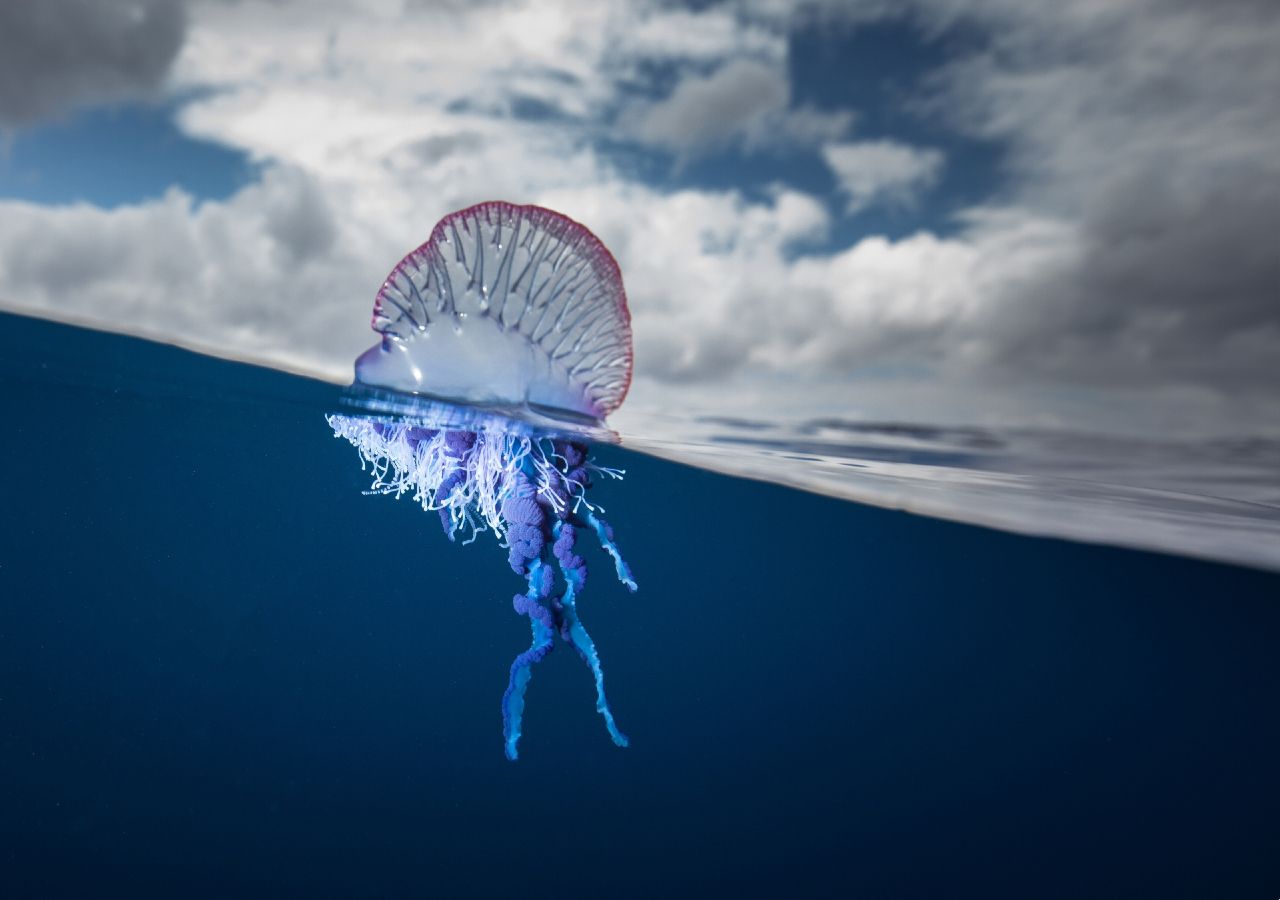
[629,59,786,152]
[821,140,944,214]
[626,58,852,157]
[620,6,785,63]
[905,0,1280,394]
[0,0,186,126]
[0,167,373,379]
[0,0,1277,439]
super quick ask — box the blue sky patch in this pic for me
[0,102,254,208]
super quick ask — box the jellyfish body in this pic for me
[330,202,637,759]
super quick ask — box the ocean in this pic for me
[1,311,1277,898]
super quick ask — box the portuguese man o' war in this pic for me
[327,202,637,760]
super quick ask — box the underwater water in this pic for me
[2,311,1279,899]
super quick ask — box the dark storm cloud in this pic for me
[906,0,1280,399]
[0,0,187,126]
[999,167,1280,389]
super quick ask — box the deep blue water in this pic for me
[2,313,1278,899]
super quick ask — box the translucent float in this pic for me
[327,202,636,759]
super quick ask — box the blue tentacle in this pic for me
[553,521,629,749]
[501,559,555,760]
[583,510,637,592]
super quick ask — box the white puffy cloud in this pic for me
[619,5,785,63]
[821,140,944,213]
[0,168,376,378]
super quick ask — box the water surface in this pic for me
[2,313,1278,898]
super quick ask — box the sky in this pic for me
[0,0,1277,438]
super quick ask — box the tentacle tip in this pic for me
[504,744,520,762]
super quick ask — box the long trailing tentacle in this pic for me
[552,521,629,748]
[501,617,554,761]
[501,558,556,761]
